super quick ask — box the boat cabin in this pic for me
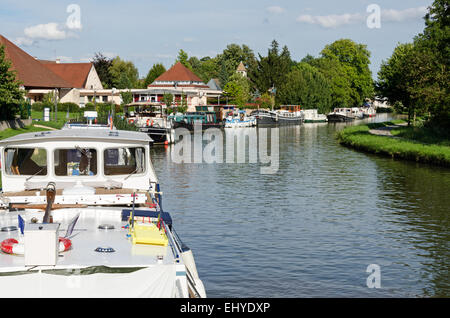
[0,129,157,197]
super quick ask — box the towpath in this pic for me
[368,122,407,137]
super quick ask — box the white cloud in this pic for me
[296,6,427,28]
[24,22,67,40]
[183,37,196,43]
[382,6,427,22]
[266,6,285,15]
[297,13,363,28]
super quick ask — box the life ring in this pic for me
[1,237,72,255]
[128,119,135,124]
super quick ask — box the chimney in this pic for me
[56,58,60,64]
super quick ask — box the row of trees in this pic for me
[376,0,449,130]
[216,39,374,113]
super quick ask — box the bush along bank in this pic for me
[336,121,450,168]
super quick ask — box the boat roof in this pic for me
[0,129,151,145]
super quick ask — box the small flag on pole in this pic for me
[65,213,80,238]
[18,214,25,235]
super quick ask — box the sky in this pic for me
[0,0,434,79]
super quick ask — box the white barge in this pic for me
[0,129,205,298]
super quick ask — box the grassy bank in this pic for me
[336,121,450,167]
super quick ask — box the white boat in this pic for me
[124,103,175,145]
[361,106,376,118]
[303,109,328,123]
[0,129,205,298]
[327,107,364,122]
[224,110,256,128]
[250,105,304,125]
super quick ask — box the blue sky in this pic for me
[0,0,434,79]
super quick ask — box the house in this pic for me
[0,34,121,107]
[131,62,222,111]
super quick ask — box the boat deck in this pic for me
[0,207,178,271]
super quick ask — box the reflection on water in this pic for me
[151,114,449,297]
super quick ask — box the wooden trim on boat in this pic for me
[3,188,144,197]
[10,204,88,210]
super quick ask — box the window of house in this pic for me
[3,148,47,176]
[104,147,145,176]
[54,148,97,176]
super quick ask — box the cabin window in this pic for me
[104,147,145,176]
[54,148,97,176]
[3,148,47,176]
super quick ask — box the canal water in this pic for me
[151,114,450,298]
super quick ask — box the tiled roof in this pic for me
[0,34,72,88]
[42,63,93,88]
[237,61,246,71]
[153,62,204,84]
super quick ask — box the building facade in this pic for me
[131,62,222,111]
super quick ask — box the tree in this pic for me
[0,45,25,120]
[120,90,133,105]
[319,39,374,106]
[176,49,192,70]
[249,40,292,102]
[216,44,257,86]
[109,57,140,89]
[91,52,113,88]
[162,93,173,107]
[277,63,333,114]
[376,43,417,123]
[222,73,251,108]
[376,1,449,129]
[309,56,353,108]
[412,0,449,128]
[144,63,166,87]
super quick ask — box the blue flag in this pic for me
[65,213,80,238]
[18,214,25,235]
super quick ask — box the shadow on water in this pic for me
[150,114,449,297]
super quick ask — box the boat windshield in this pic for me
[3,148,47,176]
[54,148,97,176]
[104,147,145,176]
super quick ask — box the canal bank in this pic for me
[336,120,450,167]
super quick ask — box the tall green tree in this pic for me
[109,57,140,89]
[308,56,353,108]
[0,45,25,120]
[249,40,292,102]
[91,52,113,88]
[144,63,166,87]
[176,49,192,70]
[412,0,449,128]
[195,56,220,83]
[319,39,374,106]
[277,63,333,114]
[376,43,416,121]
[216,44,257,86]
[376,0,449,128]
[222,73,251,108]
